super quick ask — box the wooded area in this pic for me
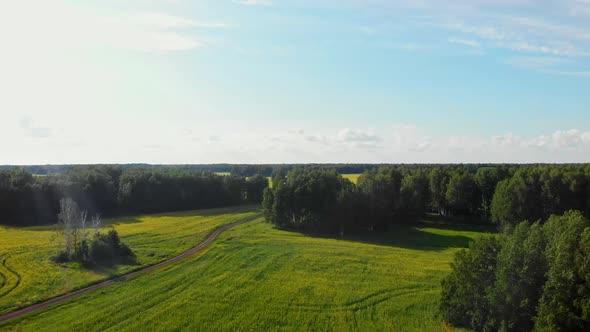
[262,164,590,233]
[0,166,268,226]
[440,211,590,331]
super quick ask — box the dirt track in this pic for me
[0,214,260,324]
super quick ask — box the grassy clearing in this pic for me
[342,173,361,183]
[3,217,491,331]
[0,206,260,315]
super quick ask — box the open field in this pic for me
[342,173,361,183]
[2,216,492,331]
[0,206,260,315]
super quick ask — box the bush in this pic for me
[52,250,70,264]
[53,228,135,267]
[90,229,136,265]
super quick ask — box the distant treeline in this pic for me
[0,166,268,226]
[262,164,590,234]
[0,163,575,177]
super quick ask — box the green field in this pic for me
[0,206,260,315]
[2,214,491,331]
[342,173,361,183]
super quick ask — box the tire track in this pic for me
[0,214,261,324]
[0,257,21,299]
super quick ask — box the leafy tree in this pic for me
[246,175,269,203]
[262,168,344,231]
[489,222,547,331]
[445,171,480,216]
[491,179,521,228]
[440,236,501,330]
[476,167,507,221]
[535,211,590,331]
[357,167,402,229]
[441,210,590,332]
[400,170,430,217]
[429,167,450,215]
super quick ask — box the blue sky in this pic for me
[1,0,590,164]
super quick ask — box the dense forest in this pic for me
[262,164,590,233]
[0,166,268,226]
[3,163,590,230]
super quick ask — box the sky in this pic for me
[1,0,590,164]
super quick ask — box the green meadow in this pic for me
[2,214,491,331]
[342,173,361,183]
[0,206,260,315]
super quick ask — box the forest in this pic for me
[0,166,268,226]
[262,164,590,234]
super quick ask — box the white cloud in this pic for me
[19,116,52,139]
[337,128,381,143]
[0,2,226,53]
[448,37,480,48]
[4,121,590,163]
[94,12,227,52]
[234,0,273,6]
[542,70,590,77]
[503,56,572,69]
[131,13,228,29]
[568,0,590,16]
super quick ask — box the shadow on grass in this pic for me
[332,227,472,251]
[300,217,497,252]
[86,257,141,276]
[106,204,261,225]
[9,204,262,231]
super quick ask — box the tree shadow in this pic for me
[12,205,262,231]
[301,221,494,252]
[86,257,140,275]
[106,204,261,224]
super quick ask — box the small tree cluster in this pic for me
[440,210,590,331]
[53,198,135,267]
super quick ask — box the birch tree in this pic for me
[57,198,79,256]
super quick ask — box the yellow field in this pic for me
[342,173,361,183]
[0,206,260,315]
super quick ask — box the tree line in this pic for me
[0,167,268,226]
[262,165,590,234]
[1,163,547,177]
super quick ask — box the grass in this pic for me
[212,173,356,187]
[342,173,361,183]
[0,205,260,315]
[2,216,492,331]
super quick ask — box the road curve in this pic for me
[0,214,260,324]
